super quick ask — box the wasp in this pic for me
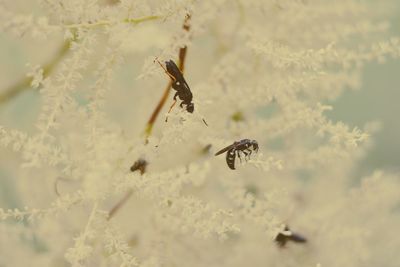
[155,59,194,114]
[214,139,259,170]
[274,225,307,247]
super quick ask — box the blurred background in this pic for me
[0,1,400,208]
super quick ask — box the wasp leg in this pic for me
[247,149,255,160]
[154,58,176,81]
[168,99,178,112]
[237,151,243,163]
[242,150,250,161]
[165,99,177,122]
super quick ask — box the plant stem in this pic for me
[64,15,161,29]
[0,39,71,104]
[144,14,191,142]
[107,190,133,220]
[0,15,161,106]
[108,15,191,220]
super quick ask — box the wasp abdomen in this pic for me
[226,148,236,170]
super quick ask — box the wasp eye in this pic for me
[186,103,194,113]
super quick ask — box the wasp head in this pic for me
[251,140,259,152]
[186,102,194,113]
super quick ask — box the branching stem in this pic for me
[0,15,161,105]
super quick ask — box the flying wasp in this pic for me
[155,59,194,115]
[214,139,259,170]
[274,225,307,247]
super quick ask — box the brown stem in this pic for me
[144,80,173,140]
[144,14,191,142]
[178,14,191,72]
[108,159,148,220]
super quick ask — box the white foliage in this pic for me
[0,0,399,266]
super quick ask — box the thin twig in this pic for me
[108,159,148,220]
[0,15,161,106]
[107,190,133,220]
[144,80,173,139]
[0,39,71,104]
[144,14,191,141]
[64,15,161,29]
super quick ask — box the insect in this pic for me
[155,59,194,114]
[274,225,307,247]
[214,139,259,170]
[130,159,148,175]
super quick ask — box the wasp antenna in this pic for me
[154,57,176,81]
[154,57,163,67]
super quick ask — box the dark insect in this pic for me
[130,159,148,175]
[274,225,307,247]
[214,139,259,170]
[156,59,194,114]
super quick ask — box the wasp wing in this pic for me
[180,78,191,92]
[289,233,307,243]
[166,60,192,94]
[214,143,236,156]
[165,60,184,81]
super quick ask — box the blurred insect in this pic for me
[108,159,148,220]
[274,225,307,247]
[201,144,212,155]
[130,159,148,174]
[214,139,259,170]
[155,59,194,116]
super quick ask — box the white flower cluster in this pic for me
[0,0,399,266]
